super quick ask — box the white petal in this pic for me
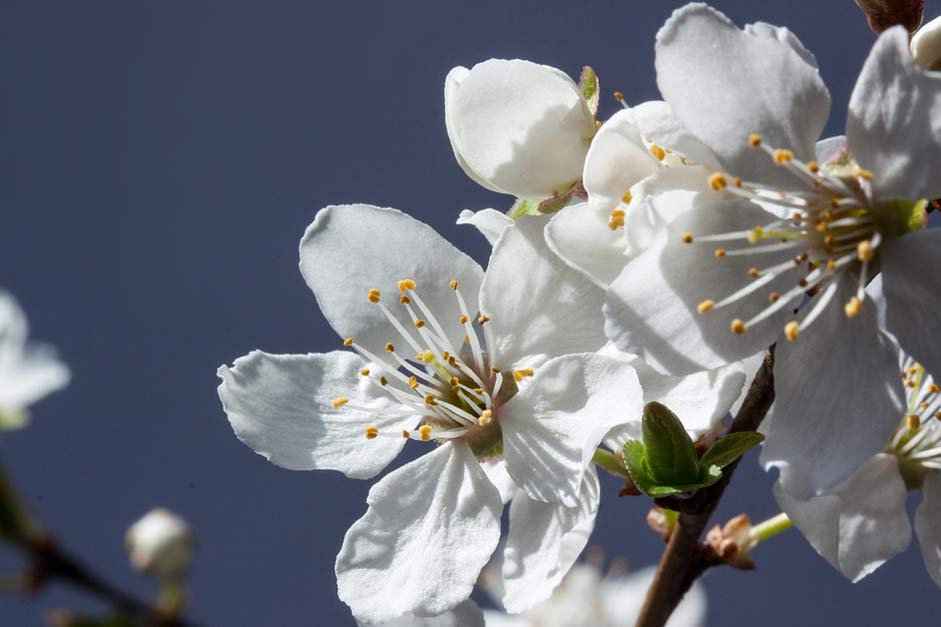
[482,612,527,627]
[880,228,941,380]
[479,458,516,505]
[336,444,502,624]
[912,15,941,70]
[545,202,629,289]
[501,467,600,613]
[815,135,847,164]
[600,566,708,627]
[482,216,607,370]
[744,21,819,67]
[773,454,911,582]
[761,279,906,498]
[0,343,70,411]
[372,601,485,627]
[445,59,595,200]
[629,100,720,170]
[604,196,792,376]
[457,209,513,246]
[582,109,659,218]
[655,4,829,187]
[217,350,413,479]
[915,472,941,587]
[300,205,484,363]
[500,354,643,506]
[0,291,28,355]
[847,27,941,200]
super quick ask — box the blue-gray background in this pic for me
[2,1,939,625]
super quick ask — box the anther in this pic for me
[367,288,381,303]
[401,295,411,304]
[733,177,743,188]
[478,409,493,426]
[855,168,874,181]
[730,319,748,335]
[478,314,491,324]
[749,134,762,147]
[682,233,694,244]
[332,397,349,409]
[769,292,780,303]
[714,248,727,258]
[709,173,729,191]
[415,319,426,328]
[420,350,435,363]
[844,297,862,318]
[826,259,837,271]
[450,376,460,387]
[408,376,419,389]
[784,321,799,342]
[459,314,469,324]
[424,394,436,406]
[402,430,411,439]
[365,426,379,440]
[397,279,416,292]
[343,338,354,347]
[621,191,633,204]
[748,267,759,278]
[697,300,715,314]
[929,384,940,394]
[490,366,500,374]
[907,415,921,430]
[513,368,534,382]
[380,376,388,386]
[857,240,874,262]
[807,161,820,173]
[772,149,794,165]
[614,91,624,102]
[360,369,370,376]
[419,425,433,441]
[385,342,395,352]
[595,119,602,129]
[450,280,459,290]
[650,144,666,161]
[608,209,625,230]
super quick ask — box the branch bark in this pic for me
[634,346,776,627]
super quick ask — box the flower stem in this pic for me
[592,448,628,478]
[749,513,793,546]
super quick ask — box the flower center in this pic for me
[889,358,941,490]
[332,279,532,457]
[689,134,886,341]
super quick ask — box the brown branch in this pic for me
[634,346,776,627]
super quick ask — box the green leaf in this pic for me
[508,198,541,220]
[642,402,700,485]
[578,66,600,117]
[699,431,765,470]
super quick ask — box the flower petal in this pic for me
[482,216,607,370]
[217,350,413,479]
[501,467,600,613]
[912,15,941,70]
[815,135,847,165]
[582,109,659,218]
[445,59,595,200]
[773,454,911,582]
[761,279,905,498]
[545,202,629,289]
[0,343,70,411]
[629,100,720,171]
[479,458,516,505]
[300,204,484,364]
[371,601,485,627]
[880,228,941,380]
[604,196,794,376]
[500,353,642,506]
[655,4,829,187]
[915,472,941,587]
[847,27,941,200]
[457,209,513,247]
[336,443,502,624]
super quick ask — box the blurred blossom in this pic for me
[912,15,941,69]
[125,508,194,580]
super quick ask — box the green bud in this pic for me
[641,402,700,485]
[578,66,600,117]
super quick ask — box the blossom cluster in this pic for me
[217,3,941,624]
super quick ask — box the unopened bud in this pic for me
[126,508,194,580]
[855,0,924,33]
[706,513,757,570]
[912,15,941,70]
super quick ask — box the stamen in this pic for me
[621,191,632,204]
[772,149,794,165]
[513,368,534,382]
[650,144,666,161]
[609,209,625,230]
[368,289,381,303]
[697,300,715,314]
[397,279,416,292]
[784,321,799,342]
[419,425,433,441]
[478,409,493,426]
[844,297,862,319]
[709,173,729,191]
[332,397,349,409]
[365,426,379,440]
[730,319,748,335]
[682,233,694,244]
[749,134,762,147]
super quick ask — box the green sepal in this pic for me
[508,198,541,219]
[642,402,700,485]
[881,197,928,237]
[699,431,765,471]
[578,66,600,117]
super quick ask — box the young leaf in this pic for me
[578,66,600,117]
[642,402,700,485]
[508,198,541,219]
[699,431,765,470]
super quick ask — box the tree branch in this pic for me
[634,346,776,627]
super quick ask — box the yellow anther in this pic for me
[807,161,820,173]
[697,300,715,314]
[769,292,780,303]
[415,319,426,328]
[614,91,624,102]
[491,366,501,374]
[855,168,874,181]
[478,314,491,324]
[907,379,917,388]
[450,376,460,387]
[402,430,411,439]
[929,384,940,394]
[733,177,743,188]
[408,376,419,389]
[459,314,469,324]
[857,240,875,262]
[730,319,748,335]
[650,144,666,161]
[682,232,694,244]
[419,425,433,441]
[442,351,450,361]
[380,376,388,386]
[792,212,803,224]
[424,394,436,405]
[714,248,727,258]
[844,297,862,318]
[450,280,459,290]
[385,342,395,352]
[331,397,349,409]
[772,149,794,165]
[595,119,602,129]
[513,368,535,382]
[908,367,918,376]
[474,387,484,394]
[621,191,633,204]
[448,355,458,366]
[824,235,834,247]
[747,228,761,244]
[816,221,829,233]
[360,369,370,376]
[478,409,493,426]
[748,267,760,279]
[420,350,435,363]
[784,321,799,342]
[709,173,729,191]
[365,426,379,440]
[749,134,762,147]
[401,295,411,304]
[608,209,626,230]
[830,198,841,209]
[907,415,921,430]
[343,338,354,347]
[397,278,416,292]
[367,289,381,304]
[826,259,837,271]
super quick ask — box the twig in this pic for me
[634,346,776,627]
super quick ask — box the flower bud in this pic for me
[125,508,194,580]
[855,0,924,33]
[912,15,941,70]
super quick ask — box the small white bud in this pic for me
[912,15,941,70]
[125,508,194,580]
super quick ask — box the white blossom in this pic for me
[125,508,194,580]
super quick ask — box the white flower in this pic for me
[912,14,941,70]
[603,2,941,498]
[217,204,644,623]
[125,508,194,580]
[770,353,941,585]
[0,290,69,423]
[445,59,596,200]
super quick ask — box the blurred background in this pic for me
[2,0,940,624]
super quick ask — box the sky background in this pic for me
[2,0,940,625]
